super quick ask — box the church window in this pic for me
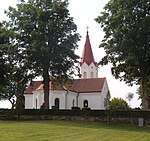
[91,72,94,78]
[83,100,88,108]
[35,98,38,109]
[72,99,75,107]
[54,98,60,109]
[83,72,87,78]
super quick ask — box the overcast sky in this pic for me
[0,0,140,108]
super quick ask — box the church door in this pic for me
[55,98,60,109]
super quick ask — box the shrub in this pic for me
[71,107,80,110]
[0,109,150,119]
[109,98,129,111]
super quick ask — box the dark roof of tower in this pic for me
[80,31,97,66]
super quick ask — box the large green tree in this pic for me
[0,22,15,104]
[0,23,8,93]
[6,0,80,109]
[96,0,150,109]
[0,21,37,108]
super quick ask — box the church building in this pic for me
[24,31,110,110]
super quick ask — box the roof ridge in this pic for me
[24,78,106,94]
[75,77,106,80]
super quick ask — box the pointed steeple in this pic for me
[79,29,98,79]
[80,31,96,66]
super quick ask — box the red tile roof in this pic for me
[24,78,106,94]
[24,81,42,94]
[80,31,97,66]
[68,78,106,93]
[36,82,64,91]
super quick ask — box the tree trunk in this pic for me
[141,76,149,110]
[43,67,49,109]
[9,99,16,109]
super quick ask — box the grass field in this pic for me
[0,120,150,141]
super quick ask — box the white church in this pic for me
[24,31,110,110]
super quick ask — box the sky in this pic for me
[0,0,141,108]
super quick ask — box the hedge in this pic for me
[114,110,150,118]
[0,109,150,118]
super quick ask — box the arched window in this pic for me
[72,99,75,107]
[55,98,60,109]
[83,72,87,78]
[91,72,94,78]
[83,100,88,108]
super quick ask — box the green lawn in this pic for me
[0,120,150,141]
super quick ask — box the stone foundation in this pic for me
[0,114,150,126]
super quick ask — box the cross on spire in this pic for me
[86,26,89,32]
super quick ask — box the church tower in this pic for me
[80,30,98,78]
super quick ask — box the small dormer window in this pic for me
[91,66,93,69]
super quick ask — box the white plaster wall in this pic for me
[50,90,66,109]
[49,91,52,109]
[33,90,44,109]
[81,62,98,78]
[100,79,109,109]
[78,92,103,109]
[32,90,78,109]
[25,79,109,110]
[66,91,77,109]
[78,79,109,110]
[38,92,44,108]
[25,94,33,109]
[89,62,98,78]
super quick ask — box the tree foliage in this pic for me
[6,0,80,109]
[0,22,16,106]
[0,22,8,93]
[109,97,129,111]
[0,22,37,108]
[96,0,150,109]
